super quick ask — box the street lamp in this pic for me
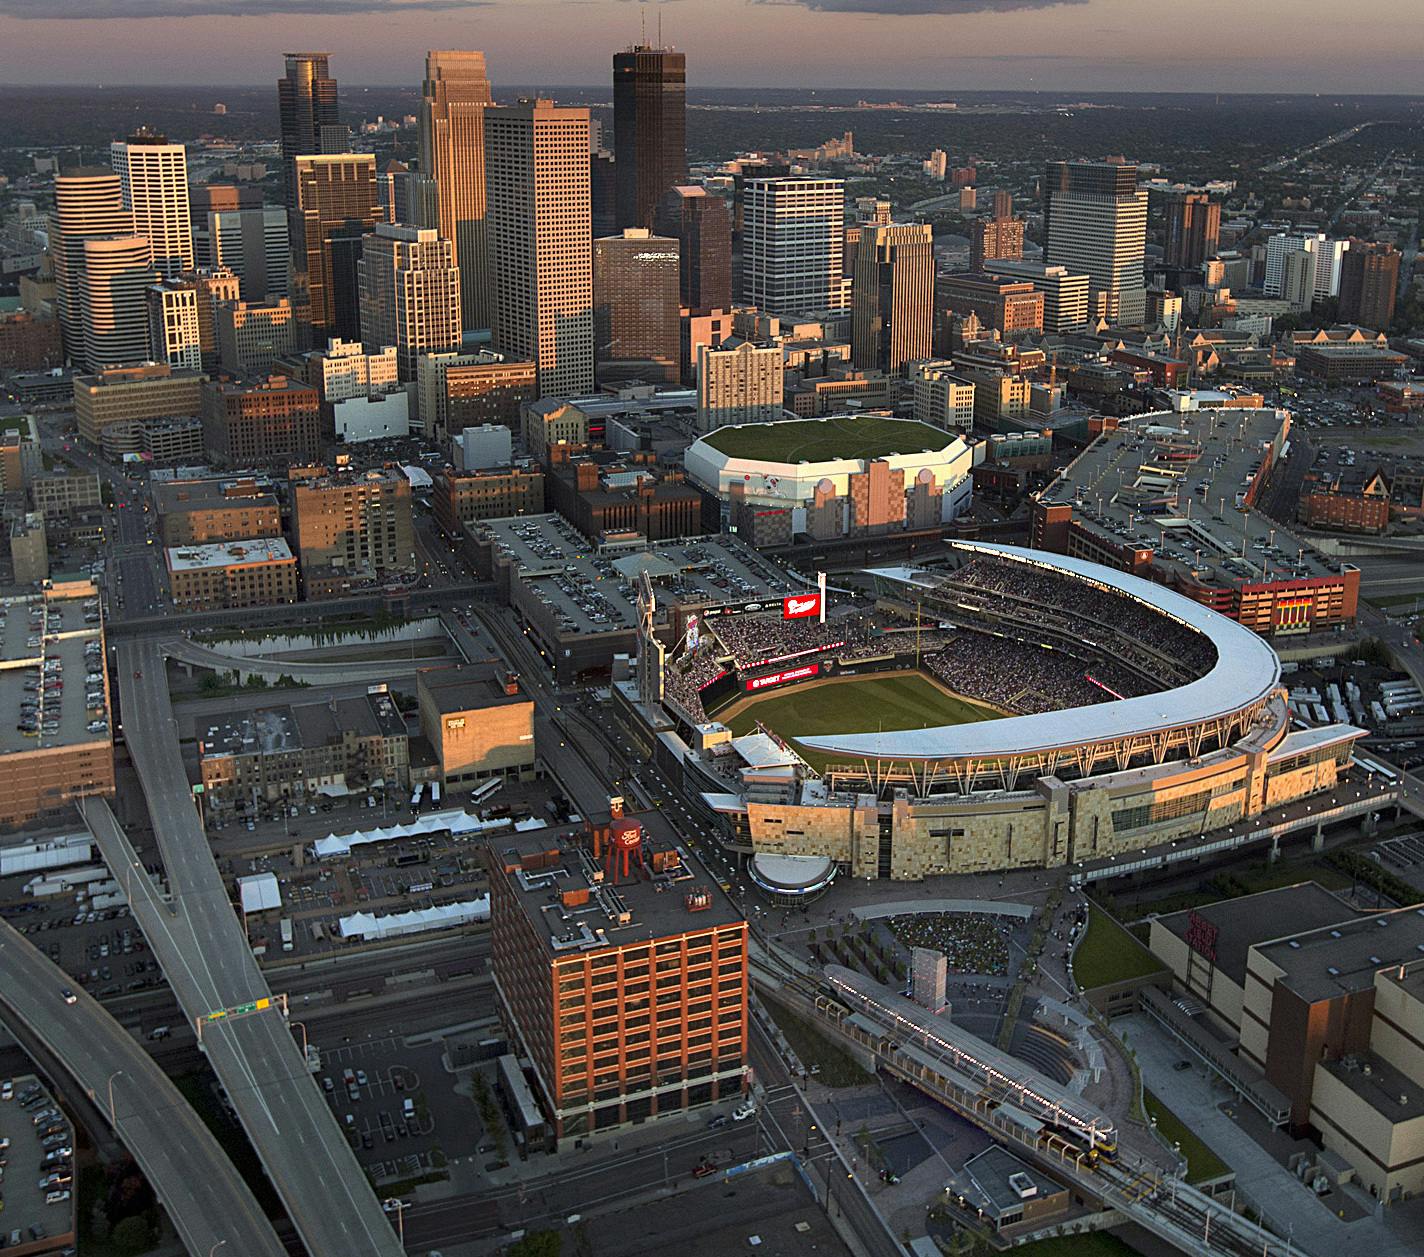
[209,1243,228,1257]
[291,1020,308,1059]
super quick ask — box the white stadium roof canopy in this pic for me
[797,542,1282,762]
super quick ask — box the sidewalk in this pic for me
[1118,1012,1424,1257]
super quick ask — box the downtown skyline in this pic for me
[0,0,1421,95]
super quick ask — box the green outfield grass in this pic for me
[702,413,953,463]
[723,672,1000,770]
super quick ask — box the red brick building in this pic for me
[202,375,321,466]
[0,311,63,372]
[1299,469,1391,535]
[487,806,748,1141]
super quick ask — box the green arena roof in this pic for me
[702,414,955,464]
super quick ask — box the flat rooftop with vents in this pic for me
[488,817,742,956]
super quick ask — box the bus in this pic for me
[1355,756,1400,785]
[280,918,294,952]
[430,781,442,806]
[469,777,503,807]
[410,783,424,810]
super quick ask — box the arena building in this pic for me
[684,413,974,547]
[612,541,1370,884]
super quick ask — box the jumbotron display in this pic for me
[636,542,1365,882]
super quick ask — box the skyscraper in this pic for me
[969,214,1025,273]
[420,51,495,332]
[1337,241,1400,330]
[852,222,934,376]
[741,177,846,317]
[1164,193,1220,271]
[358,224,462,383]
[695,337,783,432]
[1042,160,1148,326]
[1264,232,1348,304]
[613,45,687,230]
[292,154,383,343]
[278,52,340,209]
[148,278,202,371]
[52,168,133,365]
[80,235,157,372]
[653,186,732,310]
[110,132,193,279]
[593,228,680,384]
[484,99,593,398]
[194,205,288,300]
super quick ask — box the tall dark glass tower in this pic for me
[612,45,687,231]
[278,52,340,210]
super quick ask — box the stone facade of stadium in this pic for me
[731,706,1353,880]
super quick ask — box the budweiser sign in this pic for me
[783,594,821,620]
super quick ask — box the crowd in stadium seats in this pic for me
[924,631,1121,715]
[659,553,1213,730]
[706,611,877,668]
[945,557,1218,678]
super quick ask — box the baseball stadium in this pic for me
[617,541,1368,886]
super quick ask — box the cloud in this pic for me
[757,0,1087,13]
[0,0,486,16]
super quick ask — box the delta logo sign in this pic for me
[782,594,820,620]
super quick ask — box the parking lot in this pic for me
[311,1034,482,1187]
[0,1073,77,1252]
[1371,830,1424,894]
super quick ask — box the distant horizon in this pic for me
[2,0,1423,96]
[3,82,1422,100]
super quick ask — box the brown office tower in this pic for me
[1164,193,1221,271]
[485,99,593,398]
[290,464,416,589]
[201,375,321,467]
[292,154,383,344]
[852,222,934,376]
[593,229,680,384]
[969,214,1025,273]
[421,51,495,331]
[654,186,732,310]
[487,806,749,1142]
[591,150,618,240]
[613,46,687,230]
[1338,241,1400,331]
[278,53,340,210]
[992,189,1013,220]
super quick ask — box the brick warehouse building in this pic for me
[487,802,748,1142]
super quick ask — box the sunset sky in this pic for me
[1,0,1421,93]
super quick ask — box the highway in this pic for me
[0,918,286,1257]
[100,638,404,1257]
[160,634,430,685]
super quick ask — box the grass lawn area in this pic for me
[0,414,31,435]
[1073,906,1166,990]
[702,413,953,463]
[1011,1234,1143,1257]
[1145,1089,1230,1183]
[765,1000,872,1088]
[722,672,1000,771]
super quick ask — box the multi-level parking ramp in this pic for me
[87,638,404,1257]
[0,917,286,1257]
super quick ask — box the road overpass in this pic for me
[0,918,286,1257]
[161,635,429,685]
[96,638,404,1257]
